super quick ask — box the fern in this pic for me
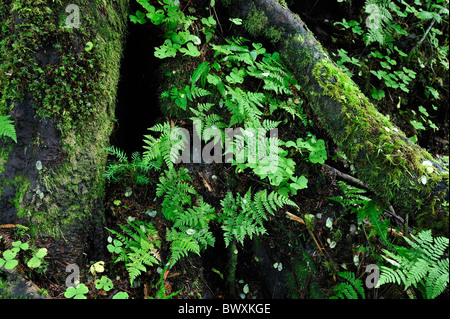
[377,230,449,299]
[328,181,371,212]
[0,114,17,143]
[358,199,391,245]
[363,0,395,47]
[225,86,265,127]
[105,146,157,184]
[127,237,160,284]
[189,85,211,100]
[156,167,216,266]
[252,53,300,95]
[220,188,297,247]
[156,167,196,219]
[143,122,187,169]
[212,37,257,65]
[166,204,216,266]
[262,119,281,131]
[330,271,365,299]
[106,220,161,284]
[190,107,226,145]
[191,61,211,88]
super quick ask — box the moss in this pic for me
[308,57,449,216]
[1,0,127,136]
[274,0,288,8]
[0,145,12,177]
[244,9,269,38]
[11,175,30,219]
[243,8,285,45]
[0,0,129,253]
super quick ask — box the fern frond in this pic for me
[262,119,281,131]
[363,0,394,47]
[190,85,211,100]
[191,61,210,88]
[166,228,203,265]
[143,122,188,169]
[377,230,449,298]
[220,189,296,247]
[426,258,449,299]
[331,271,365,299]
[0,114,17,143]
[105,145,128,163]
[106,220,161,284]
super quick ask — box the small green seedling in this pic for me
[107,238,124,254]
[11,240,29,253]
[27,248,48,269]
[0,250,18,270]
[95,276,114,292]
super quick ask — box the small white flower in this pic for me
[422,160,433,167]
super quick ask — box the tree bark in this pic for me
[221,0,448,233]
[0,0,129,277]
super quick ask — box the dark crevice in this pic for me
[111,18,163,155]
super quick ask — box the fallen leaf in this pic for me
[285,211,305,225]
[198,171,213,192]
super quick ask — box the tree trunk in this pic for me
[221,0,448,232]
[0,0,129,277]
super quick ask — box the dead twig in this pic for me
[322,164,370,190]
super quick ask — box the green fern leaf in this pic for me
[331,271,365,299]
[191,61,210,87]
[0,114,17,143]
[378,230,449,298]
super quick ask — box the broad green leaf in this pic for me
[35,248,48,259]
[27,256,42,269]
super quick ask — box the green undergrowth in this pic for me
[2,0,447,300]
[237,0,449,228]
[101,0,448,299]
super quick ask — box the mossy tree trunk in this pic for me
[0,0,129,277]
[222,0,448,233]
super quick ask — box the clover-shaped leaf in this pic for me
[2,250,18,269]
[95,276,114,292]
[64,283,89,299]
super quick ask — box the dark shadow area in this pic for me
[111,17,163,155]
